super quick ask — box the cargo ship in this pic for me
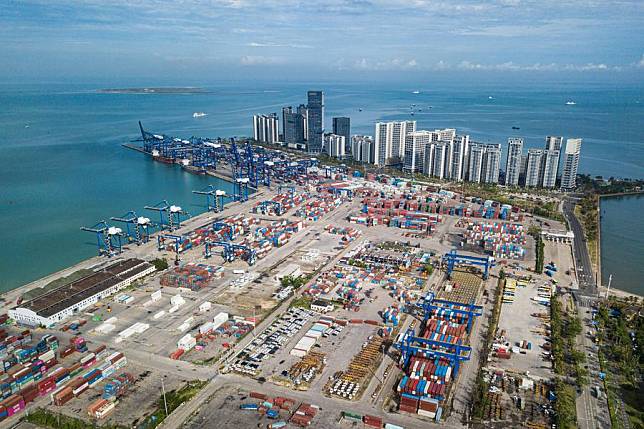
[151,150,175,164]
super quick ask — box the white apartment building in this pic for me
[541,149,560,188]
[351,135,373,163]
[374,121,416,165]
[505,137,524,186]
[561,138,582,189]
[253,114,279,144]
[525,149,545,187]
[323,134,346,159]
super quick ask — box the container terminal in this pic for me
[0,125,583,428]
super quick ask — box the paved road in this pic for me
[562,200,596,296]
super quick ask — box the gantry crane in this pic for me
[193,185,232,212]
[441,250,495,280]
[110,211,152,244]
[145,200,189,231]
[81,221,123,256]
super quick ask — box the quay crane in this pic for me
[441,250,495,280]
[145,200,189,231]
[81,221,123,256]
[192,185,232,212]
[234,178,251,202]
[110,211,152,244]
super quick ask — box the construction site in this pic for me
[0,126,580,429]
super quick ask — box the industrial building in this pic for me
[9,259,155,327]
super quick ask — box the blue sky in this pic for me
[2,0,643,82]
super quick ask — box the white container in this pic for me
[199,301,212,312]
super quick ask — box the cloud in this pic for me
[455,60,619,72]
[348,57,419,71]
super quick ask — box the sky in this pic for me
[1,0,643,83]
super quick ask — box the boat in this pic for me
[182,164,206,175]
[151,149,175,164]
[358,108,363,112]
[412,90,420,94]
[193,112,207,118]
[565,100,576,105]
[488,96,494,100]
[512,126,520,130]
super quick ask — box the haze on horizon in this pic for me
[1,0,643,84]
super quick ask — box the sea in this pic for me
[1,81,643,294]
[600,194,644,296]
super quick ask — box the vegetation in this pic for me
[470,277,504,422]
[553,379,577,429]
[289,295,313,309]
[152,258,169,271]
[577,174,644,195]
[529,226,544,274]
[280,274,311,290]
[550,296,585,383]
[22,408,127,429]
[594,300,644,429]
[347,258,368,269]
[137,380,208,429]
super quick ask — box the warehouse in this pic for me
[9,259,155,327]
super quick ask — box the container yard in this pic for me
[0,132,580,429]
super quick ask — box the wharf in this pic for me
[122,143,149,154]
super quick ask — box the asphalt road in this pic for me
[562,200,597,296]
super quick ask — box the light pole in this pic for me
[161,375,169,416]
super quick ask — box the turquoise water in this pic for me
[1,81,643,292]
[600,194,644,296]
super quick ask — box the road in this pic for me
[562,199,596,295]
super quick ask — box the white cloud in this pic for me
[349,57,419,71]
[456,60,619,72]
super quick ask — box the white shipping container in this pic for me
[153,310,166,320]
[199,301,212,312]
[151,290,162,302]
[212,312,229,330]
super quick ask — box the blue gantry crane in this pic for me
[212,221,237,241]
[157,234,189,265]
[110,211,152,245]
[80,221,123,256]
[145,200,189,231]
[234,178,251,202]
[441,250,495,280]
[394,326,472,378]
[193,185,232,212]
[415,292,483,334]
[204,241,256,265]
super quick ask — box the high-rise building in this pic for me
[432,142,450,179]
[297,104,308,141]
[561,138,582,189]
[524,149,544,187]
[403,131,433,173]
[282,108,305,147]
[541,149,560,188]
[505,137,523,186]
[351,135,373,163]
[544,135,563,179]
[252,113,279,144]
[306,91,324,153]
[323,134,346,159]
[374,121,416,166]
[449,135,469,181]
[468,143,501,184]
[332,117,350,153]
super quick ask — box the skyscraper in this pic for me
[332,117,350,153]
[544,135,563,179]
[404,131,432,173]
[374,121,416,166]
[505,137,523,186]
[297,104,308,141]
[282,108,305,147]
[306,91,324,153]
[449,135,469,181]
[252,113,279,144]
[561,138,582,190]
[524,149,544,187]
[541,150,560,188]
[468,143,501,184]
